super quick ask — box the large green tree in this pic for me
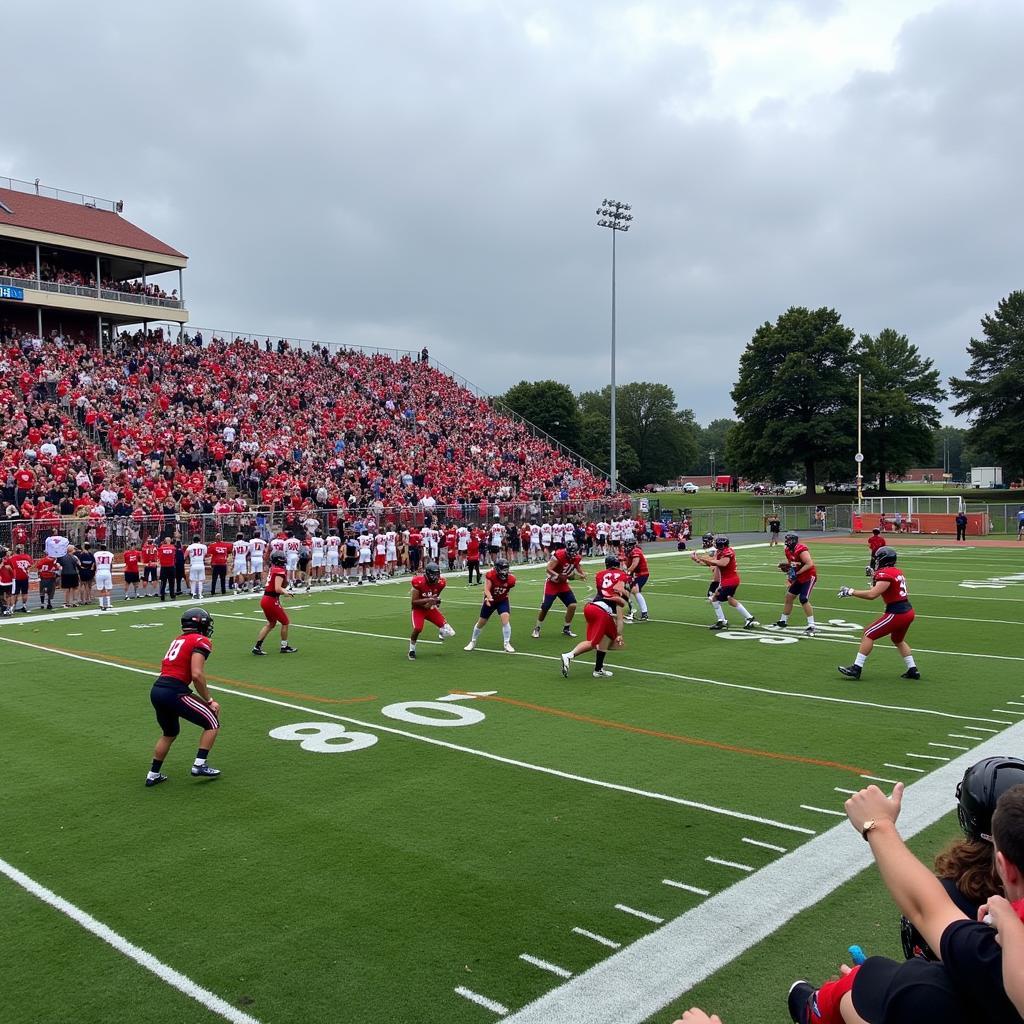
[855,329,945,493]
[950,291,1024,482]
[499,380,582,451]
[729,306,857,496]
[695,418,738,475]
[932,426,966,479]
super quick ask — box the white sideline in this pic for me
[502,720,1024,1024]
[0,855,262,1024]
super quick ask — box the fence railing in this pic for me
[0,273,183,310]
[967,502,1024,535]
[0,175,118,213]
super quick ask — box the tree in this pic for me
[499,380,582,451]
[729,307,857,496]
[932,426,966,479]
[949,291,1024,483]
[855,329,945,493]
[695,418,738,475]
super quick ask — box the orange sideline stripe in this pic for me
[32,643,376,705]
[451,691,871,775]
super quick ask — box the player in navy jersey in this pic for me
[146,608,221,786]
[464,559,517,653]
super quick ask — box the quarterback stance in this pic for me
[409,562,456,660]
[837,545,920,680]
[774,532,817,636]
[532,539,587,639]
[464,558,516,653]
[693,536,758,630]
[146,608,221,786]
[560,554,628,679]
[622,539,650,622]
[252,551,298,655]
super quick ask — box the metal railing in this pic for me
[147,322,613,486]
[0,273,184,310]
[0,175,119,213]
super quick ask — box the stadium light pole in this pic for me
[597,199,633,491]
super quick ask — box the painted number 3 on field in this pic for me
[268,692,491,754]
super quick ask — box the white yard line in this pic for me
[961,726,999,735]
[454,986,509,1016]
[930,742,969,751]
[906,753,950,762]
[661,880,710,896]
[883,763,924,774]
[614,904,664,924]
[0,855,262,1024]
[705,857,753,873]
[800,804,846,818]
[741,838,788,854]
[0,636,815,836]
[520,954,573,979]
[833,788,859,796]
[860,774,901,785]
[948,734,981,741]
[502,720,1024,1024]
[572,928,622,950]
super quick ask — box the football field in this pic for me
[2,538,1023,1024]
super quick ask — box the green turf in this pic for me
[1,539,1021,1022]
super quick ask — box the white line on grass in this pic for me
[883,763,925,774]
[615,904,664,924]
[741,838,788,853]
[931,742,970,751]
[949,734,981,741]
[961,726,999,735]
[0,635,815,836]
[661,880,711,896]
[705,857,753,872]
[520,954,573,978]
[501,720,1024,1024]
[997,709,1024,716]
[572,928,622,950]
[860,775,901,785]
[454,986,509,1016]
[834,788,859,796]
[905,753,950,762]
[1008,701,1024,706]
[800,804,846,817]
[0,855,263,1024]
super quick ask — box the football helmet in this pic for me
[784,532,799,550]
[494,558,510,580]
[605,554,620,569]
[424,562,441,584]
[874,546,898,569]
[714,536,729,550]
[623,539,636,553]
[270,551,287,567]
[564,539,579,556]
[181,607,214,637]
[957,756,1024,842]
[701,532,714,548]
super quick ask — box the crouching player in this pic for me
[409,562,455,660]
[836,545,919,680]
[465,558,516,653]
[146,608,221,786]
[252,551,298,655]
[560,554,628,679]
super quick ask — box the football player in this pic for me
[837,545,918,679]
[252,551,298,655]
[408,562,455,659]
[866,527,887,576]
[560,554,628,679]
[622,539,650,622]
[146,608,221,786]
[464,558,516,653]
[773,532,817,636]
[692,537,758,630]
[532,539,586,639]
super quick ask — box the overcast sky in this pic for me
[3,0,1021,425]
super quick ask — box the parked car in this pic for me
[681,482,700,494]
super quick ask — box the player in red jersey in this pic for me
[0,552,14,617]
[408,562,455,659]
[464,558,516,653]
[466,530,482,585]
[837,546,919,680]
[122,544,142,600]
[141,539,159,597]
[560,554,628,678]
[146,608,221,786]
[34,552,59,610]
[866,527,887,576]
[4,546,34,614]
[773,532,818,636]
[622,539,650,622]
[532,539,587,639]
[693,536,758,631]
[252,551,297,655]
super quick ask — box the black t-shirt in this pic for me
[57,554,80,576]
[940,919,1024,1023]
[77,551,96,572]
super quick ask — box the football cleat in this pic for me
[407,649,417,660]
[640,612,649,621]
[773,619,787,628]
[803,626,816,637]
[901,667,922,680]
[439,624,456,640]
[787,980,815,1024]
[145,773,168,788]
[592,669,614,678]
[190,764,221,778]
[744,617,759,629]
[708,621,727,630]
[463,640,476,651]
[503,642,516,654]
[531,626,541,639]
[838,664,862,679]
[560,653,571,678]
[251,646,267,656]
[280,645,298,654]
[624,614,635,624]
[562,626,577,638]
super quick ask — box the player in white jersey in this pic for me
[456,525,470,569]
[423,526,439,561]
[94,545,115,609]
[358,531,373,583]
[489,522,506,563]
[232,534,250,592]
[248,536,266,590]
[310,532,326,584]
[540,522,552,555]
[621,518,636,543]
[529,522,542,560]
[372,532,386,580]
[325,530,341,581]
[186,536,208,600]
[609,519,623,547]
[284,534,302,584]
[269,535,287,558]
[597,520,609,554]
[385,530,398,575]
[552,522,564,547]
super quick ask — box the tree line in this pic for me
[500,290,1024,496]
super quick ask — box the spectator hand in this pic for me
[672,1011,722,1024]
[837,586,853,597]
[844,782,904,835]
[978,894,1023,946]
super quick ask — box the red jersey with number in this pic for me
[158,543,177,568]
[545,549,581,595]
[36,556,59,580]
[627,546,649,576]
[868,535,886,555]
[263,565,287,600]
[123,550,141,573]
[209,541,231,565]
[159,632,213,684]
[485,569,516,601]
[142,544,158,566]
[716,547,740,588]
[873,566,912,609]
[8,554,32,580]
[596,567,628,601]
[785,543,816,581]
[411,575,446,602]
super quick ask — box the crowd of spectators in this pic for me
[0,260,177,300]
[0,327,611,549]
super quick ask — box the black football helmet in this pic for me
[564,539,579,556]
[424,562,441,584]
[270,551,286,567]
[875,546,898,569]
[784,532,799,550]
[714,536,729,550]
[957,756,1024,843]
[181,607,214,637]
[605,554,620,569]
[494,558,510,580]
[701,532,714,548]
[623,539,636,552]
